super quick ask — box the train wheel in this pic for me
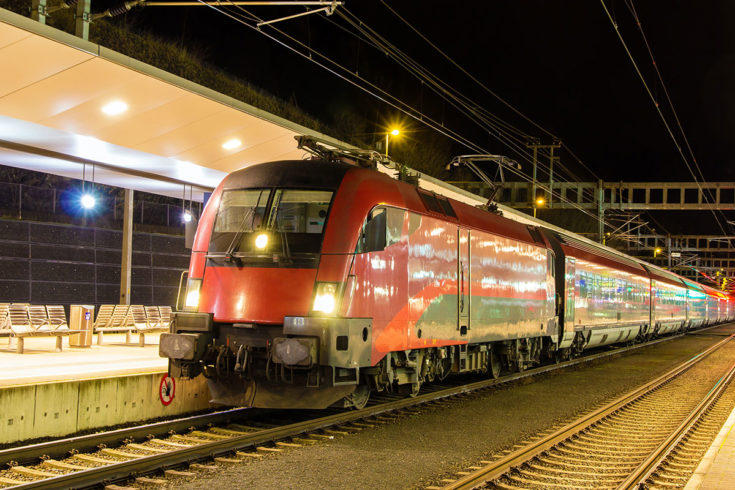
[489,350,501,379]
[345,385,370,410]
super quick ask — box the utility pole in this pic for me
[526,140,561,207]
[598,179,604,244]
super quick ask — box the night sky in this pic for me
[110,0,734,232]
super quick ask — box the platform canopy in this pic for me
[0,8,536,226]
[0,8,357,201]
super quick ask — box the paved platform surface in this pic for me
[687,401,735,489]
[0,333,166,387]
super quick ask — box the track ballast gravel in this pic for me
[163,326,735,490]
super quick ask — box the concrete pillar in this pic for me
[119,189,133,305]
[75,0,90,40]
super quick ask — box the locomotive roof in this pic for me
[218,159,731,299]
[222,159,353,191]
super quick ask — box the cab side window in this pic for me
[357,207,405,253]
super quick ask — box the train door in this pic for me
[558,257,576,349]
[650,280,657,334]
[458,228,470,336]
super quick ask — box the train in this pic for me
[160,156,734,410]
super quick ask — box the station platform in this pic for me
[0,333,214,445]
[0,333,166,387]
[687,395,735,489]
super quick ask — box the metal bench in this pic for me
[158,306,172,330]
[0,303,10,340]
[136,305,171,346]
[94,304,135,345]
[6,304,71,354]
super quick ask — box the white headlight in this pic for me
[312,282,338,314]
[184,278,202,309]
[255,233,268,250]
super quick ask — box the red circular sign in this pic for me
[159,375,176,406]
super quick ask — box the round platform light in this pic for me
[101,100,128,116]
[222,138,242,150]
[80,193,96,209]
[183,211,192,223]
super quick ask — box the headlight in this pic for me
[255,233,268,250]
[312,282,339,315]
[184,278,202,310]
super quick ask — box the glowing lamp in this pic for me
[390,128,400,136]
[80,193,96,209]
[535,197,545,206]
[183,211,192,223]
[101,100,128,116]
[222,138,242,150]
[312,282,338,314]
[255,233,268,250]
[184,278,202,309]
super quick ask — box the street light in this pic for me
[80,193,96,210]
[654,247,662,257]
[385,128,400,156]
[533,197,544,218]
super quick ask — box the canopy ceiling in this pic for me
[0,8,352,201]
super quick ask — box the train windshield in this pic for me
[208,188,333,264]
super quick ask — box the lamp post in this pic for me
[533,197,544,218]
[385,128,400,156]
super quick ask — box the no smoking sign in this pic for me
[159,374,176,406]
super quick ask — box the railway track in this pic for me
[0,331,716,489]
[438,332,735,490]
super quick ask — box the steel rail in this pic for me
[618,359,735,489]
[442,333,735,490]
[5,326,726,488]
[7,333,689,489]
[0,407,254,467]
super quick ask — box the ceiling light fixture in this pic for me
[101,100,129,116]
[222,138,242,150]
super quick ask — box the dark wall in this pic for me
[0,219,190,307]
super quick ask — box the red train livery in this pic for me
[160,159,734,409]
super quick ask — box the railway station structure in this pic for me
[2,4,735,489]
[0,5,531,443]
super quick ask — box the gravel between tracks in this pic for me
[166,327,735,490]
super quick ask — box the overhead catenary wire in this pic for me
[339,4,601,205]
[622,0,731,231]
[257,3,614,226]
[334,7,595,194]
[599,0,728,236]
[301,3,598,200]
[378,0,602,184]
[198,1,615,229]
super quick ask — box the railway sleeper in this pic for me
[553,445,643,461]
[10,465,57,478]
[514,468,609,484]
[41,459,87,471]
[539,454,632,470]
[575,433,660,446]
[562,440,655,455]
[528,462,629,479]
[648,480,689,488]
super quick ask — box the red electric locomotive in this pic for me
[160,155,734,409]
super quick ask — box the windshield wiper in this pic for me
[278,229,293,265]
[224,190,264,261]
